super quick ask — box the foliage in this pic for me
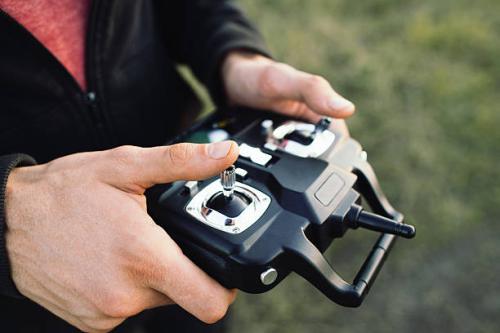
[226,0,500,332]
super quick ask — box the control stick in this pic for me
[221,165,236,198]
[206,165,250,219]
[314,117,332,133]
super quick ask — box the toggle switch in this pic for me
[239,143,273,166]
[183,181,198,194]
[235,167,248,180]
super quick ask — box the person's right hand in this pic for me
[4,141,239,332]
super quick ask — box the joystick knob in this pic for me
[261,119,274,136]
[206,166,251,219]
[221,165,236,198]
[315,117,332,133]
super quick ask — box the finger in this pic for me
[270,101,350,136]
[30,296,121,333]
[139,287,174,310]
[298,73,355,118]
[261,63,355,118]
[270,100,323,123]
[147,228,236,324]
[102,141,239,189]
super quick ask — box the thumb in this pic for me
[262,63,355,118]
[293,71,356,118]
[102,141,239,190]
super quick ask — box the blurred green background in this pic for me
[213,0,500,332]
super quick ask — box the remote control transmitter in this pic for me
[148,108,415,307]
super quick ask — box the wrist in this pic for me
[0,154,37,298]
[222,51,271,75]
[222,51,273,105]
[5,165,44,230]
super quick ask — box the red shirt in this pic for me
[0,0,91,90]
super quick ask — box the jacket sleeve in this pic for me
[157,0,272,105]
[0,154,36,298]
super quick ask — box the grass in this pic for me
[214,0,500,332]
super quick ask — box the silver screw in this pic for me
[359,150,368,161]
[260,268,278,285]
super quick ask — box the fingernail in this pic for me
[207,141,233,159]
[329,98,354,111]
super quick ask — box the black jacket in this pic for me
[0,0,268,330]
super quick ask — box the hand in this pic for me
[5,141,239,332]
[222,52,354,135]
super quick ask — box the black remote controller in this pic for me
[148,107,415,307]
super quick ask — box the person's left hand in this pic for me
[222,51,355,134]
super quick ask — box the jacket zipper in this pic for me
[83,91,106,139]
[0,4,111,147]
[83,0,111,146]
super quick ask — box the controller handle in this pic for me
[284,157,412,307]
[286,227,397,307]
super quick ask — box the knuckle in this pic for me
[258,63,282,97]
[140,233,183,284]
[95,290,137,318]
[307,74,328,87]
[199,299,230,324]
[166,143,192,166]
[44,166,68,189]
[108,145,141,165]
[126,245,164,284]
[44,163,80,191]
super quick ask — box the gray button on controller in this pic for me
[314,173,344,206]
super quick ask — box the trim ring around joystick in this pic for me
[185,179,271,234]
